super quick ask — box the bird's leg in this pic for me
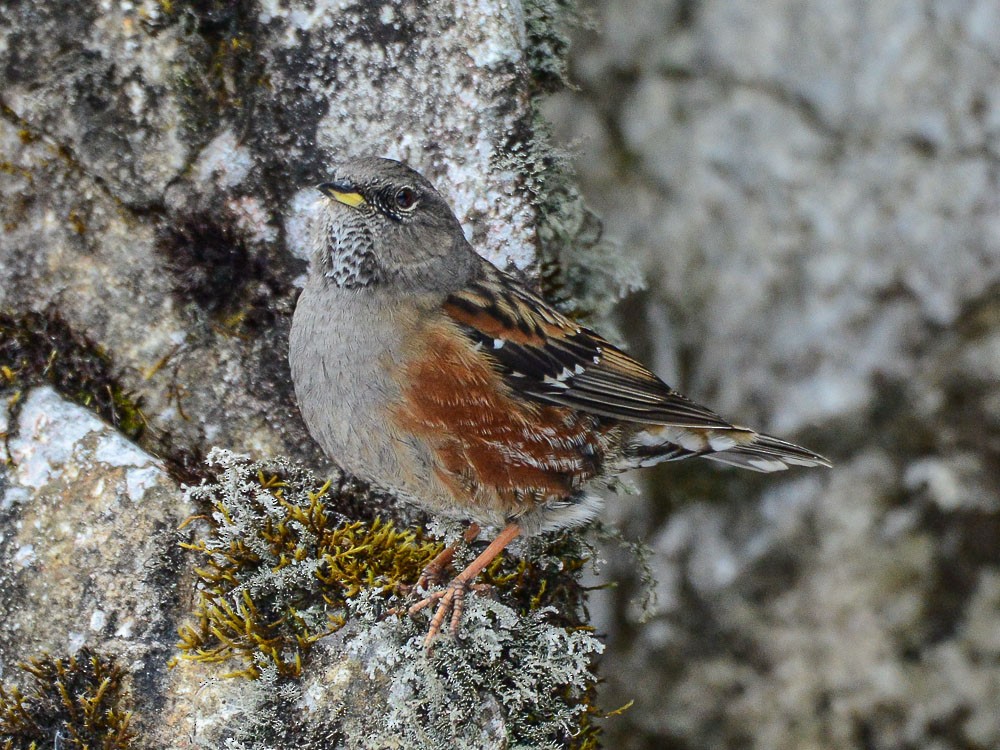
[409,522,521,648]
[416,522,481,590]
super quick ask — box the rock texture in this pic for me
[0,387,192,743]
[0,0,551,480]
[0,1,610,748]
[544,1,1000,748]
[6,0,996,747]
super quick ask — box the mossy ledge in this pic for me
[174,449,609,748]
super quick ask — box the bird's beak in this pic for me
[317,181,366,208]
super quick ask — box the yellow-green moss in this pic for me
[0,649,135,750]
[0,311,146,442]
[176,468,449,678]
[175,451,611,747]
[175,453,596,681]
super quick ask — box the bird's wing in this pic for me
[441,266,735,429]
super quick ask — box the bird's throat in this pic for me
[323,222,381,288]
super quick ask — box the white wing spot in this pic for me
[708,434,738,452]
[493,339,506,349]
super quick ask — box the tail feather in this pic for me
[702,432,831,473]
[629,425,831,474]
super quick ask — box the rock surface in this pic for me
[0,387,192,742]
[0,0,550,481]
[6,0,997,748]
[544,1,1000,748]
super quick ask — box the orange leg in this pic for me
[409,522,522,648]
[416,522,481,590]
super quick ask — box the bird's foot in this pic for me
[408,577,491,647]
[415,555,453,591]
[413,522,482,591]
[408,522,521,650]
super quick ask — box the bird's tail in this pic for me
[701,432,831,472]
[629,424,831,473]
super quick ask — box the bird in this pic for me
[288,156,831,646]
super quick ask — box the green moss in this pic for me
[0,649,136,750]
[176,468,448,678]
[176,453,598,682]
[0,310,146,442]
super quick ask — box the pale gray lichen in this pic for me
[177,449,606,748]
[340,591,604,750]
[507,0,644,328]
[176,448,430,678]
[522,0,578,92]
[202,664,338,750]
[497,117,644,327]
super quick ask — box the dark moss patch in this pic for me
[0,648,136,750]
[0,309,214,485]
[0,310,145,442]
[162,0,263,112]
[156,212,291,331]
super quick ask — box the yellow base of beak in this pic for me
[330,190,365,208]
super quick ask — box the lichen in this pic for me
[0,649,136,750]
[175,449,444,678]
[493,0,643,328]
[522,0,579,93]
[174,450,612,747]
[176,450,599,677]
[341,591,604,750]
[497,115,644,329]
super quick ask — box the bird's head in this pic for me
[312,157,469,291]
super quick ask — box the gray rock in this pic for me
[0,386,191,738]
[545,1,1000,747]
[0,0,555,477]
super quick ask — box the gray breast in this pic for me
[288,278,406,483]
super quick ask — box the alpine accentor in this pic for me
[289,157,830,645]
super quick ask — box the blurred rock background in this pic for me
[543,1,1000,748]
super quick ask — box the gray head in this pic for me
[312,157,471,291]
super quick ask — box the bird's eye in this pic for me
[394,187,417,211]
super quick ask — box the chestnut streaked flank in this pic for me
[289,156,830,646]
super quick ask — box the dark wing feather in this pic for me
[442,267,736,429]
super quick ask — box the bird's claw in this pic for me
[415,556,452,591]
[409,578,492,648]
